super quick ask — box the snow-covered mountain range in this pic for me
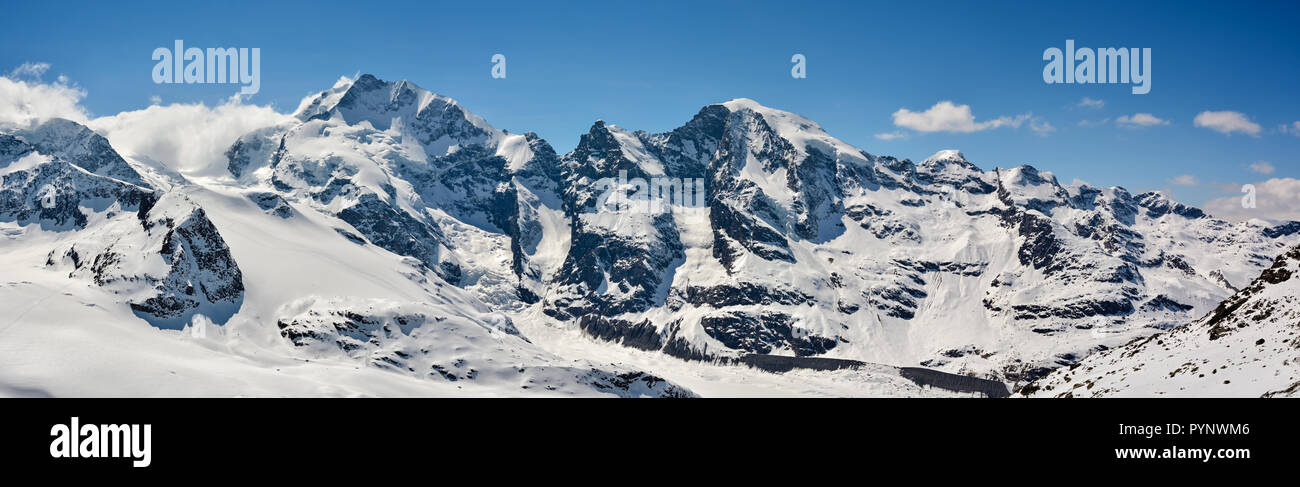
[2,74,1296,397]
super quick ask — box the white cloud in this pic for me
[1030,118,1055,136]
[1077,118,1109,127]
[149,95,162,106]
[7,62,51,80]
[1279,121,1300,137]
[1248,161,1275,175]
[0,71,89,128]
[873,131,907,140]
[1193,110,1261,137]
[890,101,1029,133]
[90,95,289,178]
[1203,178,1300,222]
[1168,174,1199,186]
[2,66,290,177]
[1076,97,1105,109]
[1115,113,1169,128]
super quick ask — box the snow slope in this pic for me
[1022,244,1300,397]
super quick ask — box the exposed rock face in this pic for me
[49,201,242,325]
[122,193,245,324]
[247,191,293,218]
[1,153,153,230]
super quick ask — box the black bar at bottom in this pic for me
[0,398,1286,476]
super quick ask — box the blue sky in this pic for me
[2,0,1297,208]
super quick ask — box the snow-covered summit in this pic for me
[922,149,967,165]
[719,98,871,165]
[293,74,500,156]
[7,118,147,186]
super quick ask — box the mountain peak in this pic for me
[350,73,386,90]
[295,74,488,126]
[922,150,967,165]
[720,97,763,111]
[716,97,871,165]
[1135,191,1206,219]
[290,74,499,156]
[14,118,147,186]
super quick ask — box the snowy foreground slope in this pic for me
[2,74,1297,397]
[1022,244,1300,397]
